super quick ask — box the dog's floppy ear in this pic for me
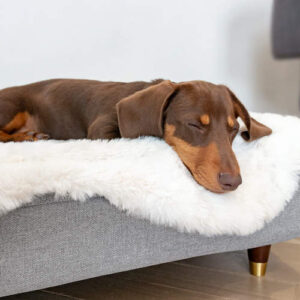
[226,87,272,141]
[116,80,176,138]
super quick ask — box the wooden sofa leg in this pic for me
[247,245,271,277]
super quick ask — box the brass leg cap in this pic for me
[249,261,267,277]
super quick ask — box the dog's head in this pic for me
[117,80,272,193]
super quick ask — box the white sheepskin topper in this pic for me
[0,113,299,236]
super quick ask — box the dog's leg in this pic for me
[0,111,50,143]
[87,114,120,140]
[0,88,25,140]
[0,104,50,143]
[0,130,49,142]
[0,131,14,142]
[0,89,50,143]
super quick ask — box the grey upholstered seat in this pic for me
[1,187,300,297]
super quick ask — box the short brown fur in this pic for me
[0,79,272,193]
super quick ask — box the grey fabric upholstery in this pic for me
[1,187,300,297]
[272,0,300,58]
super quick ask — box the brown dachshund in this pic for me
[0,79,272,193]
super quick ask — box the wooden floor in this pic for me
[4,238,300,300]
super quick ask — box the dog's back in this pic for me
[0,79,162,140]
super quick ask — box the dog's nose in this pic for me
[218,173,242,191]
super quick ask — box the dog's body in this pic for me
[0,79,162,141]
[0,79,272,193]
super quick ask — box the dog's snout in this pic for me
[218,173,242,191]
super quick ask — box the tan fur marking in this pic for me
[164,124,223,193]
[227,116,234,128]
[3,112,29,133]
[200,114,210,125]
[0,130,13,142]
[3,111,38,134]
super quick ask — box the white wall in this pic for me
[0,0,299,115]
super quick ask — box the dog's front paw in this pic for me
[11,131,50,142]
[26,131,50,140]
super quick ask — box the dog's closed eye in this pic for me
[187,122,205,132]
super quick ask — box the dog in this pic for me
[0,79,272,193]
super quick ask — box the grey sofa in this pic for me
[1,189,300,297]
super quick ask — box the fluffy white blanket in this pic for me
[0,113,299,236]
